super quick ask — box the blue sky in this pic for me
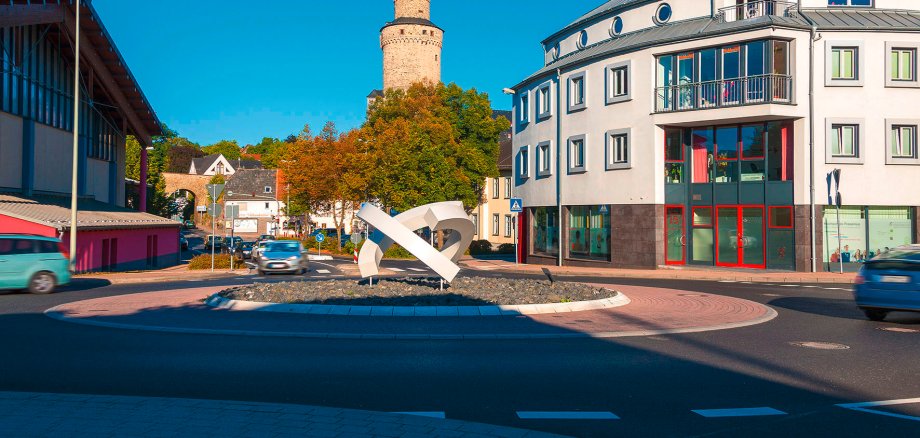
[93,1,591,146]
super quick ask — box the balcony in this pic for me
[654,74,793,113]
[717,1,798,23]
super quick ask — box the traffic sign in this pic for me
[206,184,225,200]
[315,232,326,243]
[350,233,362,245]
[224,204,239,220]
[599,205,609,213]
[510,198,524,213]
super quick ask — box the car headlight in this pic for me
[287,256,299,261]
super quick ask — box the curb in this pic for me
[203,291,631,317]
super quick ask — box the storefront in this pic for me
[822,206,916,272]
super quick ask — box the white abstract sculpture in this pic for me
[357,201,474,283]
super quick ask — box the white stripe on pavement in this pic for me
[516,411,620,420]
[837,398,920,422]
[387,268,406,272]
[316,269,331,274]
[408,268,427,272]
[392,412,446,419]
[692,407,787,418]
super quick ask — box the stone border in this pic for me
[203,291,630,317]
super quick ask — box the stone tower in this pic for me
[380,0,443,91]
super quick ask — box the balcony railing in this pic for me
[717,0,798,23]
[654,74,793,113]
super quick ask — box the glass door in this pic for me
[716,206,766,268]
[665,206,685,265]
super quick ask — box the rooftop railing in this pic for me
[717,1,798,23]
[654,74,793,113]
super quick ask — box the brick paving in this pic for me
[45,284,776,339]
[0,391,562,437]
[460,259,857,284]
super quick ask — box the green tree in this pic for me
[203,140,242,160]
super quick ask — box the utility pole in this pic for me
[68,0,81,271]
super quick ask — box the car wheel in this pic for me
[257,270,265,276]
[863,309,888,321]
[28,272,57,294]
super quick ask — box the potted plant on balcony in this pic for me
[666,164,682,183]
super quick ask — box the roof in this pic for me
[367,89,384,99]
[498,137,513,171]
[190,154,222,175]
[0,193,180,231]
[224,170,278,201]
[233,159,263,170]
[381,16,443,32]
[543,0,652,44]
[517,8,920,89]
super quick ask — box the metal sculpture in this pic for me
[357,202,474,283]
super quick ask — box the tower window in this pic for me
[423,30,428,35]
[400,29,405,35]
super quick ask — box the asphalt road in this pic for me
[1,261,919,437]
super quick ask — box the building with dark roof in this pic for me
[510,0,920,273]
[223,170,286,236]
[188,154,262,176]
[0,2,179,272]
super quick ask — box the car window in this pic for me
[877,248,920,262]
[0,239,13,255]
[38,241,59,254]
[1,239,37,255]
[268,242,299,252]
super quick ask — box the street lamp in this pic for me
[68,0,81,271]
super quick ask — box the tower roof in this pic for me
[380,16,443,32]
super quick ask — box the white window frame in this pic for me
[605,60,632,104]
[471,214,479,235]
[827,0,874,7]
[826,41,864,86]
[825,118,865,164]
[885,119,920,165]
[492,178,500,199]
[536,141,553,177]
[518,92,531,124]
[605,128,631,170]
[568,134,587,173]
[537,81,553,119]
[504,215,513,238]
[885,42,920,88]
[492,214,500,236]
[504,177,512,198]
[518,146,531,179]
[568,72,587,112]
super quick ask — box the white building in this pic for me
[223,169,285,236]
[511,0,919,272]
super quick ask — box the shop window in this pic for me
[767,121,794,181]
[692,207,713,263]
[868,207,913,258]
[665,128,684,184]
[691,128,714,183]
[823,206,867,267]
[568,205,611,261]
[769,207,794,228]
[740,124,765,181]
[767,207,795,270]
[715,127,738,183]
[532,207,559,257]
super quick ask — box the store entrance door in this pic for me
[716,206,765,268]
[665,206,686,265]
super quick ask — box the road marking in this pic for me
[692,407,787,418]
[801,285,819,288]
[516,411,620,420]
[837,398,920,422]
[388,268,406,272]
[408,268,427,272]
[393,411,446,419]
[780,284,800,287]
[718,280,737,283]
[823,287,851,291]
[316,269,331,274]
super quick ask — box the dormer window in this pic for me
[827,0,873,6]
[654,3,673,25]
[576,31,588,50]
[264,186,273,194]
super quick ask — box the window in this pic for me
[691,207,713,263]
[576,30,588,50]
[492,214,500,236]
[519,93,530,124]
[265,202,270,209]
[827,42,864,86]
[264,186,273,194]
[492,178,500,199]
[827,0,873,6]
[886,119,920,164]
[769,207,794,229]
[886,43,920,88]
[568,135,586,173]
[610,16,624,37]
[519,146,530,178]
[665,128,684,184]
[504,215,514,237]
[606,61,631,104]
[532,207,559,257]
[504,177,512,198]
[826,118,865,164]
[654,3,672,25]
[690,121,794,183]
[568,72,586,111]
[830,125,857,157]
[537,82,552,118]
[472,214,479,235]
[605,129,630,170]
[537,141,552,177]
[568,206,611,261]
[767,120,794,181]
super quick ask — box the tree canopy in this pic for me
[203,140,242,160]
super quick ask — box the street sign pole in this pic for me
[206,184,225,272]
[510,198,524,265]
[832,169,843,274]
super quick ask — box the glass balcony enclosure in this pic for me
[656,39,792,113]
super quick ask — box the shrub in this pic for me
[497,243,516,254]
[469,239,494,255]
[188,254,243,270]
[384,244,414,259]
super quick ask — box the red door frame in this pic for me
[714,205,767,269]
[665,205,686,265]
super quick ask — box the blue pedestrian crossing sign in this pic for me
[510,198,524,213]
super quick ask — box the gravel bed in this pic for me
[220,277,617,306]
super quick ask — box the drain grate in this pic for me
[789,341,851,350]
[878,327,920,333]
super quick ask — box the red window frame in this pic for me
[714,205,767,270]
[692,207,713,228]
[665,205,686,265]
[768,206,794,229]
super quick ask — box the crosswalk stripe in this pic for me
[316,269,331,274]
[408,268,427,272]
[392,412,445,419]
[516,411,619,420]
[692,407,786,418]
[388,268,406,272]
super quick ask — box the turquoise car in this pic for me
[0,235,71,294]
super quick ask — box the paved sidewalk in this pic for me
[461,259,857,284]
[75,266,248,285]
[0,391,562,437]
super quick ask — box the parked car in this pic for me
[183,220,196,230]
[223,236,243,253]
[179,236,189,251]
[205,235,222,250]
[0,235,71,294]
[257,240,308,275]
[854,245,920,321]
[234,242,255,259]
[258,234,276,243]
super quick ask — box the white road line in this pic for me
[316,269,331,274]
[692,407,787,418]
[837,398,920,422]
[801,285,819,288]
[392,412,446,419]
[516,411,620,420]
[408,268,427,272]
[780,284,800,287]
[387,268,406,272]
[824,287,851,291]
[718,280,737,283]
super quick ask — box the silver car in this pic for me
[257,241,308,275]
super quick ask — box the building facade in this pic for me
[512,0,920,271]
[473,115,516,247]
[224,169,286,237]
[381,0,443,91]
[0,2,179,272]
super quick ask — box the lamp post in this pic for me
[68,0,81,271]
